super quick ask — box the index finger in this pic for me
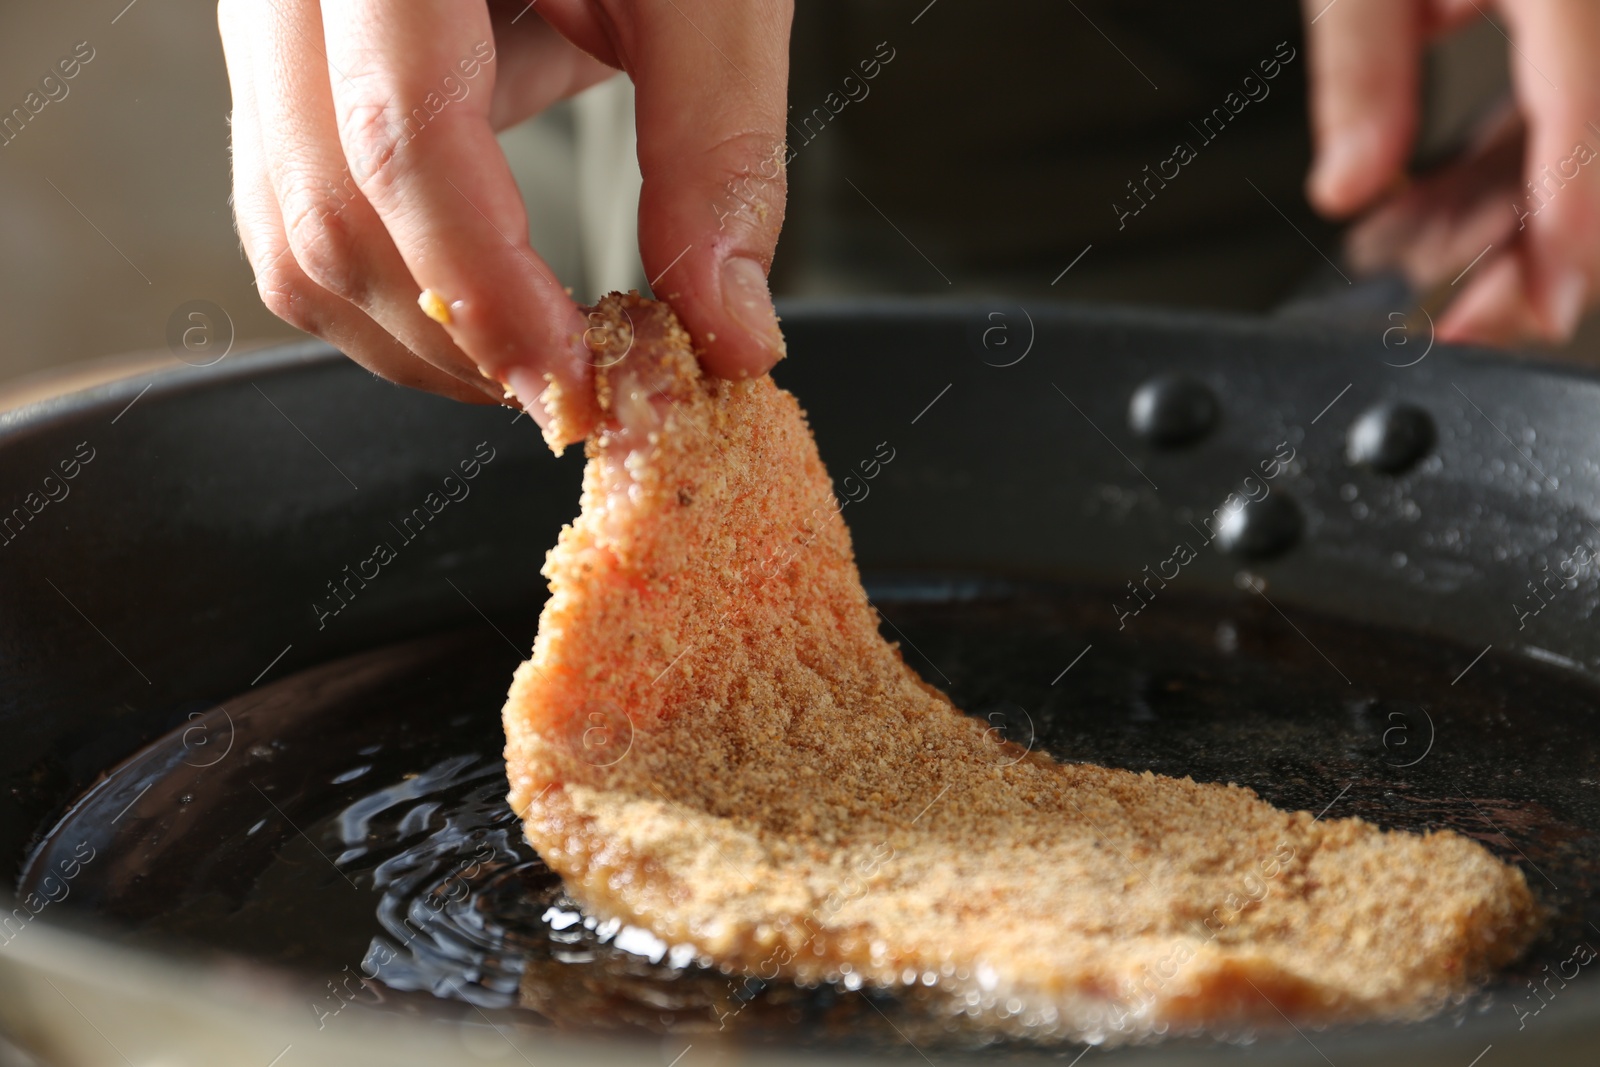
[321,0,597,447]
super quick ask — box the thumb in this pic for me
[621,0,793,380]
[1302,0,1424,217]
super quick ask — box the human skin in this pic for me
[1302,0,1600,346]
[220,0,1599,431]
[218,0,792,447]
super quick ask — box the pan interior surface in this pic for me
[24,575,1600,1055]
[11,302,1600,1064]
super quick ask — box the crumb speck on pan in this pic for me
[502,293,1541,1042]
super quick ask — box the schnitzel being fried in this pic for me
[501,293,1539,1040]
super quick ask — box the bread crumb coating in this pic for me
[503,292,1540,1040]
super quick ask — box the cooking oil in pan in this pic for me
[22,578,1600,1052]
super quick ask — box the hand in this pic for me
[1303,0,1600,346]
[219,0,792,448]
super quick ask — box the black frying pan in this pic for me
[3,299,1599,1066]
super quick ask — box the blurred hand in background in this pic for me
[1304,0,1600,346]
[219,0,792,446]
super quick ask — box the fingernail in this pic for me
[507,367,552,429]
[721,256,785,355]
[1544,266,1588,339]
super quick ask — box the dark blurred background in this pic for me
[0,0,1587,407]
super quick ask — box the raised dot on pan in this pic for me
[1127,375,1218,446]
[1346,402,1435,474]
[1214,493,1303,561]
